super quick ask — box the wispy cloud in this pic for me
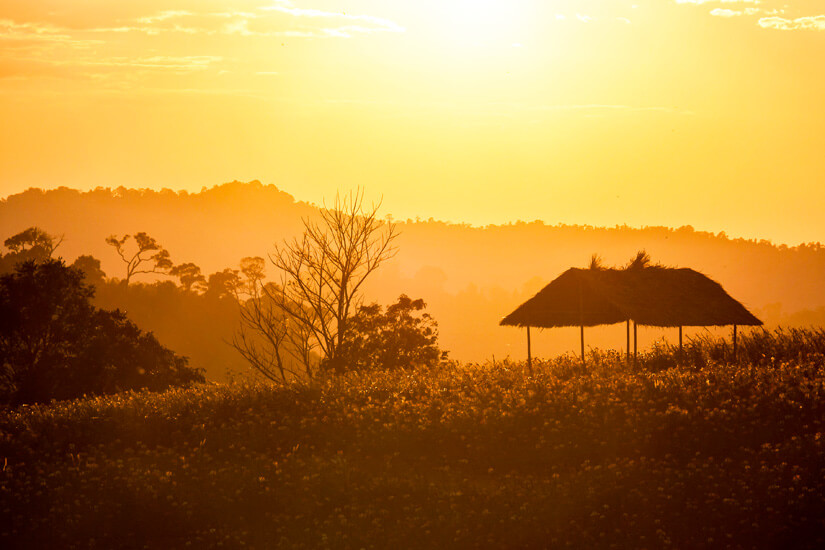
[710,8,761,17]
[0,2,407,89]
[536,104,693,116]
[103,3,406,39]
[674,0,759,4]
[261,2,401,26]
[673,0,825,31]
[0,53,224,82]
[0,19,101,48]
[313,99,692,117]
[758,15,825,30]
[76,55,223,71]
[0,1,406,82]
[136,11,194,25]
[259,1,404,35]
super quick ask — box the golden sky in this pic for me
[2,0,824,245]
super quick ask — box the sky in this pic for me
[1,0,824,245]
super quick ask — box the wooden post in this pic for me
[526,325,533,376]
[626,319,631,363]
[679,326,683,363]
[732,324,737,363]
[579,280,585,364]
[633,322,638,363]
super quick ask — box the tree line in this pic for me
[0,192,446,405]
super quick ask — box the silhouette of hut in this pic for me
[500,253,762,371]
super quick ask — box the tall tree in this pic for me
[105,232,173,284]
[170,262,206,293]
[271,190,397,372]
[232,257,316,382]
[229,191,401,379]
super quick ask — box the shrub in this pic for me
[0,259,203,406]
[331,295,447,372]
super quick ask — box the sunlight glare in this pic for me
[439,0,529,47]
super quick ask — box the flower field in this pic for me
[2,329,825,549]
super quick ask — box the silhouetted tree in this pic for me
[204,268,241,300]
[266,190,397,374]
[0,227,62,274]
[71,254,107,286]
[336,295,446,372]
[4,227,62,256]
[0,259,203,406]
[170,262,206,293]
[105,232,173,284]
[232,257,315,382]
[92,274,244,382]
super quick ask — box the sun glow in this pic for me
[4,0,825,246]
[436,0,531,47]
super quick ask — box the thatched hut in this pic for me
[500,254,762,369]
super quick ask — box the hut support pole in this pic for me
[679,326,683,363]
[732,325,737,363]
[578,282,585,365]
[526,326,533,377]
[626,320,631,363]
[633,323,638,363]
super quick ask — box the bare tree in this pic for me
[231,257,316,382]
[105,232,173,284]
[231,191,396,380]
[270,190,398,373]
[232,191,394,378]
[231,257,291,383]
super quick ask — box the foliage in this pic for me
[105,232,173,284]
[2,328,825,548]
[92,278,246,382]
[231,257,314,383]
[626,249,652,270]
[0,260,203,406]
[235,191,396,377]
[169,262,206,293]
[0,226,61,274]
[0,227,263,384]
[203,268,241,300]
[334,294,446,372]
[627,326,825,372]
[3,227,60,255]
[70,254,107,286]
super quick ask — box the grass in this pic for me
[2,328,825,548]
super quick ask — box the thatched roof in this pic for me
[500,264,762,328]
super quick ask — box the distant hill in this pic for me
[0,182,314,277]
[3,181,825,364]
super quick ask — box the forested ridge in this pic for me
[3,181,824,368]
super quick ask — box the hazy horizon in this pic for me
[0,180,819,248]
[4,180,825,374]
[3,1,825,246]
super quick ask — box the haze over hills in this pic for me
[2,181,824,366]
